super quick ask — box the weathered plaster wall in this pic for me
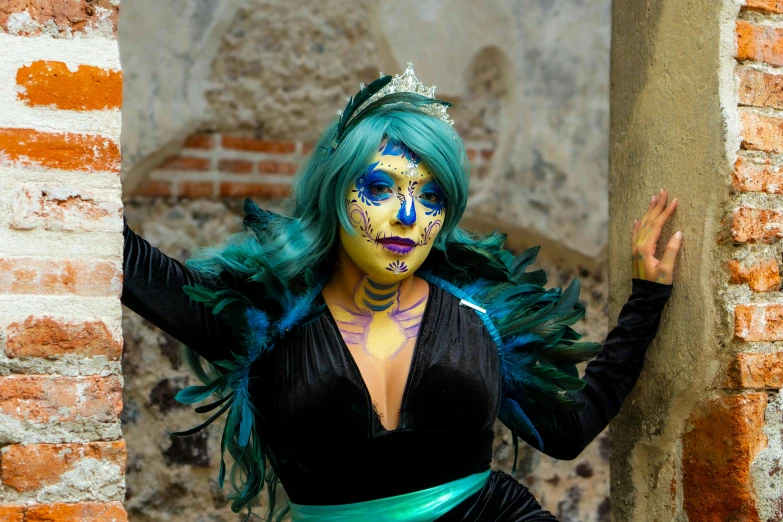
[118,0,613,255]
[467,1,611,260]
[118,0,244,192]
[609,0,736,520]
[126,0,611,259]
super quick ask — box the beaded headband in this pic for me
[330,62,453,152]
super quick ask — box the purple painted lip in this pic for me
[378,236,416,254]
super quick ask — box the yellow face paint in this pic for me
[340,140,447,283]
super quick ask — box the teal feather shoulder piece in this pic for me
[418,235,601,469]
[173,200,324,520]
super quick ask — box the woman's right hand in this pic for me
[631,189,682,285]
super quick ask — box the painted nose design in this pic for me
[397,194,417,227]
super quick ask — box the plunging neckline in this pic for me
[319,280,434,434]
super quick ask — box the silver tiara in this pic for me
[340,62,454,126]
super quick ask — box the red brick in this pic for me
[0,127,120,173]
[258,160,298,175]
[17,61,121,111]
[480,149,494,161]
[218,159,254,174]
[10,185,121,232]
[466,148,478,161]
[0,257,121,296]
[0,375,122,424]
[159,156,210,171]
[737,67,783,110]
[219,182,291,199]
[179,181,214,199]
[728,352,783,389]
[682,393,767,522]
[25,502,128,522]
[26,502,128,522]
[130,180,172,198]
[745,0,783,14]
[302,143,315,155]
[733,156,783,194]
[737,20,783,67]
[0,504,127,522]
[731,207,783,243]
[741,110,783,153]
[728,258,780,292]
[183,133,215,150]
[735,303,783,341]
[0,1,119,37]
[1,441,125,492]
[221,136,296,154]
[0,506,25,522]
[6,316,121,360]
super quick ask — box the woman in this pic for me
[122,65,681,521]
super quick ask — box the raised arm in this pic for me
[519,278,671,459]
[520,189,681,459]
[122,218,239,362]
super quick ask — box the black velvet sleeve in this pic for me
[519,278,673,460]
[121,219,240,362]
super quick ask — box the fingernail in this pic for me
[675,231,682,240]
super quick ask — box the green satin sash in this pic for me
[287,470,491,522]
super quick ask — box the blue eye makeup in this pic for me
[353,163,395,205]
[418,181,446,216]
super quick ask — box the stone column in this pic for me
[610,0,783,520]
[0,2,126,520]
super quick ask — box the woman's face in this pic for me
[340,140,446,283]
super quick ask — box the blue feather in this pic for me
[246,307,270,335]
[501,397,543,450]
[556,279,581,314]
[239,399,253,447]
[503,333,543,350]
[276,282,324,336]
[175,377,226,404]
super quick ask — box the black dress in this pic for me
[122,222,672,521]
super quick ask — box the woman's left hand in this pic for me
[632,189,682,285]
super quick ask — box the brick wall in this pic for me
[679,2,783,520]
[0,2,125,520]
[130,133,495,200]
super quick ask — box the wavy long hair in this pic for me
[186,99,482,287]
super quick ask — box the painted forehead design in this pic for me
[377,139,421,165]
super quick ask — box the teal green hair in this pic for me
[187,96,472,288]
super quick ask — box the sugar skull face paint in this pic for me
[340,140,446,283]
